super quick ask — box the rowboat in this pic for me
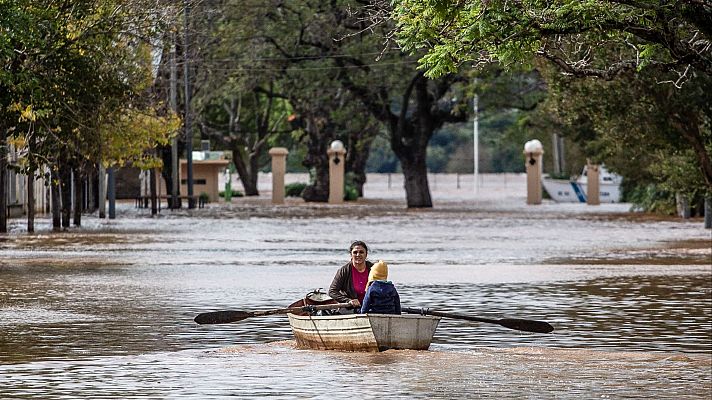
[287,313,441,352]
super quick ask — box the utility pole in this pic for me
[184,0,195,208]
[170,31,179,209]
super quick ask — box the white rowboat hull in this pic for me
[288,313,441,352]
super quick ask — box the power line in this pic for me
[190,60,418,73]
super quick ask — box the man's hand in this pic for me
[349,299,361,308]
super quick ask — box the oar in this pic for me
[194,302,353,325]
[402,307,554,334]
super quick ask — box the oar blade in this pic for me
[498,318,554,334]
[194,310,254,325]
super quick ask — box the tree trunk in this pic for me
[150,167,158,215]
[160,144,181,209]
[86,168,97,213]
[0,127,6,233]
[248,147,261,196]
[301,115,330,202]
[59,164,71,229]
[27,168,35,232]
[51,169,61,231]
[400,152,433,208]
[232,144,259,196]
[346,124,378,197]
[73,168,82,226]
[672,114,712,190]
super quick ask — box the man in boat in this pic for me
[328,241,373,313]
[360,260,401,314]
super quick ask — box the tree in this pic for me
[253,1,384,202]
[303,1,472,207]
[542,65,712,205]
[391,1,711,82]
[390,0,712,191]
[1,0,180,232]
[175,0,291,197]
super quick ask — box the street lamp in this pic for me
[330,140,344,165]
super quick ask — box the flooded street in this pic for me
[1,174,711,398]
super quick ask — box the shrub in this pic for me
[344,184,359,201]
[285,182,307,197]
[219,190,244,198]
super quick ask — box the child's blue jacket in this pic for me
[360,280,401,314]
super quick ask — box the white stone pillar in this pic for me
[524,140,544,205]
[586,161,600,206]
[327,140,346,204]
[269,147,289,204]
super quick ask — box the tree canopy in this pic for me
[391,1,711,84]
[390,0,712,199]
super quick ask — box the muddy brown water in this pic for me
[1,176,711,398]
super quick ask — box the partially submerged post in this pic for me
[327,140,346,204]
[524,140,544,205]
[269,147,289,204]
[586,161,600,206]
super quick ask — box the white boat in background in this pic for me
[542,165,623,203]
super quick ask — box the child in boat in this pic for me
[360,260,401,314]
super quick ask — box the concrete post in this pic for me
[586,161,600,206]
[676,193,691,219]
[268,147,289,204]
[98,164,106,218]
[524,140,544,205]
[328,140,347,204]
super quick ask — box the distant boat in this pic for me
[542,165,623,203]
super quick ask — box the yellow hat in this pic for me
[367,260,388,285]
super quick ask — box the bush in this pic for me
[219,190,244,198]
[285,182,307,197]
[626,184,676,214]
[344,184,359,201]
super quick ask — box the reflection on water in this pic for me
[1,202,710,398]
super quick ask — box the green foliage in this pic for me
[392,0,709,82]
[625,184,677,215]
[285,182,307,197]
[343,171,360,201]
[101,108,180,169]
[343,185,359,201]
[1,0,176,175]
[219,190,244,198]
[366,135,400,173]
[652,150,710,201]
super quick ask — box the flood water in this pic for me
[1,174,711,398]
